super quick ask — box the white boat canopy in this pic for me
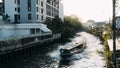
[64,41,86,50]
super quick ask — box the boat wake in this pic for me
[48,32,106,68]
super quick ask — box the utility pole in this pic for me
[112,0,116,68]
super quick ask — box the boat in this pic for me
[60,41,86,58]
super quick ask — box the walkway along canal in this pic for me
[0,32,106,68]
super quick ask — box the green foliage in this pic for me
[64,16,82,31]
[103,41,112,68]
[45,15,83,41]
[102,33,110,41]
[101,27,112,68]
[3,14,10,21]
[87,19,95,23]
[61,16,82,40]
[45,16,64,33]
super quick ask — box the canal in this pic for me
[0,32,106,68]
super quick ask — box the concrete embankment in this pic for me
[0,34,61,55]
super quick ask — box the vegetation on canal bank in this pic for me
[102,31,112,68]
[45,15,83,42]
[86,23,113,68]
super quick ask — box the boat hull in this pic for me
[60,49,83,58]
[60,53,73,58]
[60,42,86,58]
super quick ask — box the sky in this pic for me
[63,0,113,22]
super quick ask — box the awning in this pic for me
[40,27,52,33]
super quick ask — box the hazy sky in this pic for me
[63,0,113,22]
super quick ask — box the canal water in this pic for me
[0,32,106,68]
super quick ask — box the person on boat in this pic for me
[80,44,83,48]
[75,43,78,44]
[60,48,63,53]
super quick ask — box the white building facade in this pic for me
[2,0,63,23]
[59,1,64,20]
[0,23,52,40]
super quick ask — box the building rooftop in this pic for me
[93,22,106,26]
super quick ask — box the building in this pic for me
[59,1,64,20]
[0,2,3,19]
[116,17,120,30]
[0,0,63,41]
[2,0,63,23]
[0,20,52,40]
[0,0,62,55]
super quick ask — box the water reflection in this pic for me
[59,59,71,67]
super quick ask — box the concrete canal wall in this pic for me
[0,34,61,55]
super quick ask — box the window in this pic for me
[14,14,18,23]
[37,7,38,12]
[28,14,31,20]
[18,15,20,20]
[46,5,50,10]
[18,7,20,12]
[28,0,31,11]
[36,0,38,4]
[46,11,51,16]
[14,0,16,4]
[37,14,38,20]
[41,2,43,6]
[28,0,31,3]
[36,7,40,12]
[36,28,40,34]
[41,9,43,14]
[41,16,43,20]
[47,0,50,4]
[52,2,54,5]
[15,8,17,11]
[17,0,20,5]
[52,12,54,16]
[30,28,35,34]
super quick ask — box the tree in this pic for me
[62,16,82,38]
[45,15,83,41]
[3,14,10,21]
[45,15,64,33]
[87,19,95,23]
[64,16,82,31]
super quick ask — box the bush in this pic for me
[102,30,112,68]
